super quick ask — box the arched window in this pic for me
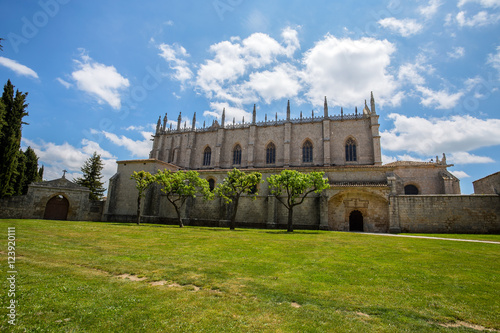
[208,178,215,191]
[203,146,211,166]
[302,140,313,163]
[233,144,242,165]
[404,184,419,195]
[266,142,276,164]
[345,138,357,162]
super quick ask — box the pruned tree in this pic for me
[74,152,105,200]
[0,80,29,198]
[155,169,213,227]
[267,170,329,232]
[130,171,154,225]
[215,168,262,230]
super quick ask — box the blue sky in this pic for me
[1,0,499,194]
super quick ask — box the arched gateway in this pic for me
[44,195,69,220]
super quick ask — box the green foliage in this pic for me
[0,80,29,198]
[11,149,26,196]
[23,146,40,193]
[215,168,262,204]
[38,164,44,181]
[268,170,329,232]
[74,152,105,200]
[5,219,500,332]
[155,169,214,227]
[215,168,262,230]
[130,171,154,225]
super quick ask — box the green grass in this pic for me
[1,219,499,332]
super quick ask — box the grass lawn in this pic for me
[1,219,499,332]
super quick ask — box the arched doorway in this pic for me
[349,210,363,231]
[44,195,69,220]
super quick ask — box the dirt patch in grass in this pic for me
[290,302,301,308]
[356,312,370,318]
[117,274,147,281]
[438,321,499,332]
[149,280,201,291]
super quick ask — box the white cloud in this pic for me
[56,77,72,88]
[449,152,495,164]
[302,36,399,107]
[381,113,500,155]
[0,56,38,79]
[22,138,117,187]
[419,0,443,18]
[458,0,500,8]
[398,54,435,85]
[378,18,424,37]
[71,50,130,109]
[203,102,250,126]
[157,43,193,86]
[99,130,153,158]
[415,85,463,109]
[195,28,300,106]
[447,46,465,59]
[456,10,500,27]
[245,63,301,104]
[487,45,500,77]
[450,170,470,179]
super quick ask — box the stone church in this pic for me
[103,93,499,234]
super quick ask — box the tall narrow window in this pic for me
[233,144,242,165]
[302,140,313,163]
[203,146,211,166]
[345,138,357,162]
[266,142,276,164]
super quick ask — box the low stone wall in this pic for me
[0,196,30,219]
[394,195,500,233]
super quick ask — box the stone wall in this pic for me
[393,195,500,233]
[473,171,500,194]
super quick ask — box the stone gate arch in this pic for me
[327,189,389,232]
[44,194,69,220]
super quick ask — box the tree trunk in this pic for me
[230,197,239,230]
[287,207,294,232]
[136,195,141,225]
[174,205,184,227]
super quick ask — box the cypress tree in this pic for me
[11,149,26,196]
[0,80,29,198]
[75,152,105,200]
[38,165,44,182]
[23,146,39,194]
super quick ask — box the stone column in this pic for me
[370,114,382,166]
[322,119,331,166]
[284,123,291,167]
[266,195,277,228]
[319,194,330,230]
[214,128,225,168]
[247,125,256,167]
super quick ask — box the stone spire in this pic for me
[252,104,256,124]
[156,116,161,134]
[324,96,328,118]
[370,91,376,114]
[177,112,181,131]
[286,100,290,121]
[163,113,168,130]
[192,112,196,130]
[221,108,225,128]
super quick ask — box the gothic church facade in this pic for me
[103,93,499,234]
